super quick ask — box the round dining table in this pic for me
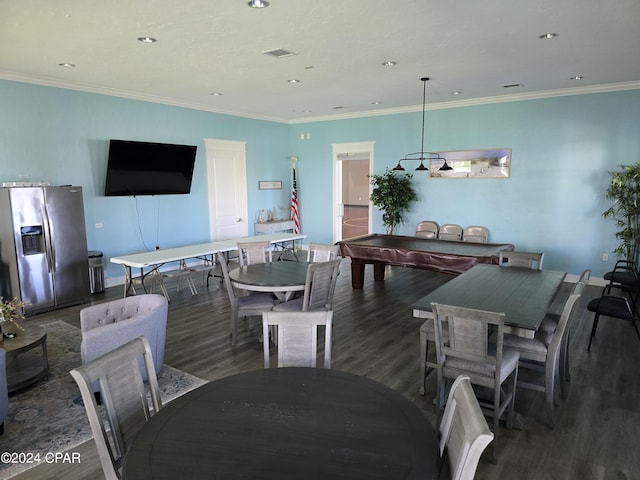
[124,367,439,480]
[229,260,310,301]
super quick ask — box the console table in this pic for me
[254,219,295,234]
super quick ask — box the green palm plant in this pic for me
[369,168,418,235]
[603,162,640,263]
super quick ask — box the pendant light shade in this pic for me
[392,78,447,172]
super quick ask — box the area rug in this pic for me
[0,320,207,479]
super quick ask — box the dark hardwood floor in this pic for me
[10,258,640,479]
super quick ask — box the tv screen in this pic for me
[104,139,197,196]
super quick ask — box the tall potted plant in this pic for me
[603,162,640,263]
[369,168,418,235]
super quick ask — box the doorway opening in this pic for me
[332,142,374,242]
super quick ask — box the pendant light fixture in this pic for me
[392,77,448,172]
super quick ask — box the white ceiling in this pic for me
[1,0,639,123]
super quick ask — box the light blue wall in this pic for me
[289,90,640,278]
[0,80,290,280]
[1,79,639,281]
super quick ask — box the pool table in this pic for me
[337,234,514,289]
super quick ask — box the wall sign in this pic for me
[258,181,282,190]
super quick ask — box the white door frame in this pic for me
[331,141,375,242]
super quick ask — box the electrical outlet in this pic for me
[602,253,609,262]
[95,223,103,229]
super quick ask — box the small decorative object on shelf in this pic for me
[0,296,26,340]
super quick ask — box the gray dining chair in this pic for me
[217,252,276,346]
[70,336,162,480]
[306,242,340,263]
[498,250,544,270]
[262,310,333,368]
[439,375,494,480]
[432,302,519,463]
[271,259,341,312]
[539,269,591,398]
[502,284,583,427]
[237,240,272,266]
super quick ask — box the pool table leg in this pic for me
[373,262,386,281]
[350,260,366,289]
[349,259,386,289]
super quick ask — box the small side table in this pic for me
[2,325,49,393]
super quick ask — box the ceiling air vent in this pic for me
[263,48,296,58]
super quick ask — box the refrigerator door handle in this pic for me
[41,203,56,272]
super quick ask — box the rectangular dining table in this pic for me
[110,232,306,296]
[412,263,567,339]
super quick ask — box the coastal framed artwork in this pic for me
[429,148,511,178]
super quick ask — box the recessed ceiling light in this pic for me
[288,79,300,84]
[248,0,269,7]
[381,61,397,67]
[538,33,558,39]
[450,91,462,96]
[58,63,76,68]
[210,92,223,96]
[137,36,157,43]
[570,75,584,80]
[304,110,312,113]
[371,101,383,105]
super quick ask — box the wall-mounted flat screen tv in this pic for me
[104,139,197,196]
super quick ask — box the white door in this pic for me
[332,141,375,242]
[205,139,248,240]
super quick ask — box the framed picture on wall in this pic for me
[429,148,511,178]
[258,181,282,190]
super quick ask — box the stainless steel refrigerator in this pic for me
[0,186,90,315]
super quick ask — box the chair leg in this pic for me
[545,359,557,428]
[633,318,640,344]
[507,367,518,430]
[587,313,600,351]
[419,331,428,396]
[491,384,500,464]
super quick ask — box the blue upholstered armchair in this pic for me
[80,294,168,386]
[0,349,8,435]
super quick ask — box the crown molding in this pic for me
[1,70,638,125]
[289,81,640,124]
[0,70,289,124]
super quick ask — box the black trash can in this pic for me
[88,250,105,294]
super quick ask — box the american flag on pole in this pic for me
[291,160,300,234]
